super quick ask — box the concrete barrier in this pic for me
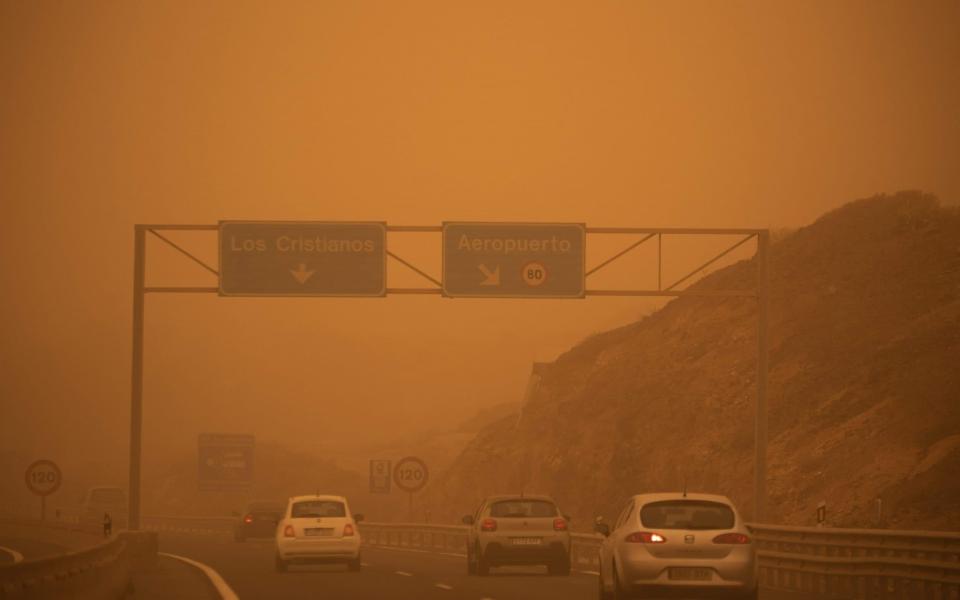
[0,531,157,600]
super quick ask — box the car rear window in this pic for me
[291,501,346,518]
[640,500,735,530]
[489,500,557,518]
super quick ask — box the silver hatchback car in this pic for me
[462,495,572,576]
[596,493,758,599]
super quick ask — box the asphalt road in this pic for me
[159,531,814,600]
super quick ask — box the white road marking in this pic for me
[395,570,414,577]
[159,552,239,600]
[579,570,600,576]
[361,562,371,567]
[0,546,24,564]
[435,583,454,590]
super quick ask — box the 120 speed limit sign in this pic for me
[25,459,62,496]
[393,456,429,493]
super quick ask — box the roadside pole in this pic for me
[755,231,770,522]
[129,225,146,531]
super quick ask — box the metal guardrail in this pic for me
[359,521,960,599]
[750,524,960,599]
[141,515,235,535]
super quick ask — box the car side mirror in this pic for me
[594,522,610,537]
[354,513,365,523]
[462,515,474,525]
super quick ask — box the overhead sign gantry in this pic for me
[127,221,770,530]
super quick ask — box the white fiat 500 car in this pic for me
[596,493,757,599]
[274,495,363,572]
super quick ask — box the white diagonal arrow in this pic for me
[478,264,500,286]
[290,263,315,284]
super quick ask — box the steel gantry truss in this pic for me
[128,224,770,528]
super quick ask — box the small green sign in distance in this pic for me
[219,221,387,296]
[442,222,586,298]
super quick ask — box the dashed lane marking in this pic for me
[395,570,414,577]
[435,583,454,590]
[578,570,600,576]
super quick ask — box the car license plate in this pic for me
[304,528,333,537]
[510,537,542,546]
[668,567,712,581]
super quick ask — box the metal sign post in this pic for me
[127,222,770,529]
[393,456,429,521]
[25,459,62,521]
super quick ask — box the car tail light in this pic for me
[553,518,568,531]
[243,515,253,524]
[713,532,750,544]
[480,518,497,532]
[343,523,355,537]
[625,531,667,543]
[283,525,295,537]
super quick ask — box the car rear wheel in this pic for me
[347,556,361,571]
[477,547,490,577]
[274,553,287,573]
[612,563,630,600]
[739,587,759,600]
[548,554,571,576]
[597,562,613,600]
[466,546,477,575]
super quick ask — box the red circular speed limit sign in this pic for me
[521,261,548,287]
[25,460,62,496]
[393,456,429,493]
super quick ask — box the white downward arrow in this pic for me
[478,264,500,286]
[290,263,315,284]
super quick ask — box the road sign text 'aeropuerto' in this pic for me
[219,221,386,296]
[443,222,585,298]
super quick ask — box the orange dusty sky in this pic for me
[1,2,958,483]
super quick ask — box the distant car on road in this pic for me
[595,492,757,600]
[233,501,284,542]
[274,495,363,572]
[462,494,572,576]
[79,486,128,533]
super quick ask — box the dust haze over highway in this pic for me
[1,2,958,599]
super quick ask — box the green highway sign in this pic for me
[442,222,586,298]
[219,221,386,296]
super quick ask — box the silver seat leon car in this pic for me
[596,493,757,599]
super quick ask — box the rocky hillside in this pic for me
[423,192,960,531]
